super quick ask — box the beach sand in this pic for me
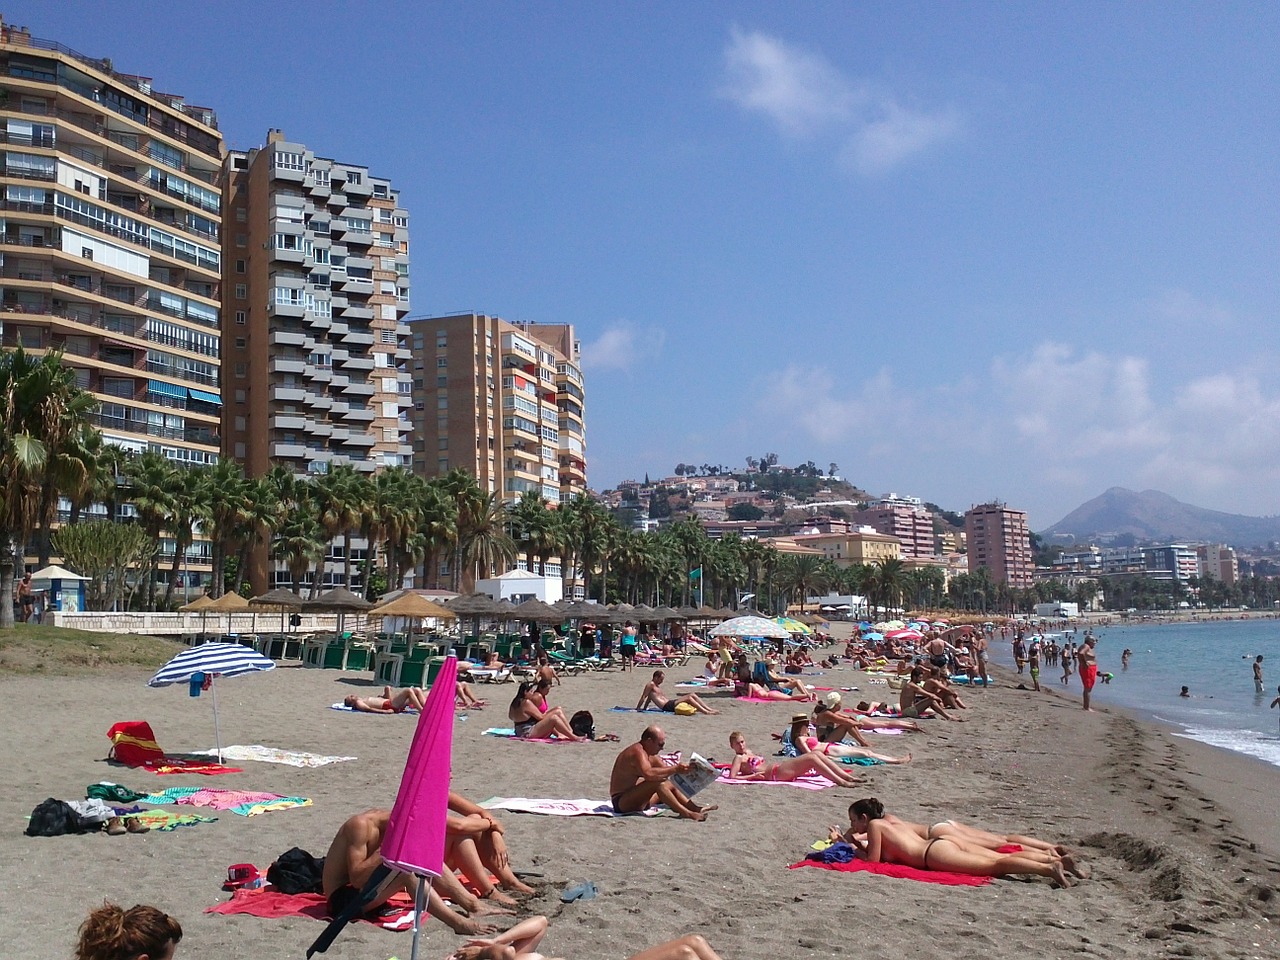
[2,652,1278,960]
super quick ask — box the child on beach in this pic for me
[1028,639,1042,692]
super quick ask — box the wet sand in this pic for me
[1,652,1277,960]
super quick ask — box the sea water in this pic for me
[987,618,1280,769]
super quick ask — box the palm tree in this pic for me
[230,472,284,597]
[272,510,327,596]
[0,346,97,626]
[459,491,516,586]
[777,553,830,613]
[162,465,204,607]
[124,451,180,610]
[416,478,457,593]
[869,557,908,616]
[194,458,249,597]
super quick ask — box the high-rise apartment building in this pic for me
[861,502,937,560]
[0,24,223,582]
[406,313,586,504]
[1196,544,1238,585]
[964,502,1033,587]
[221,131,410,592]
[220,131,412,481]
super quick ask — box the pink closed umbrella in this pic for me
[308,656,457,959]
[382,655,457,960]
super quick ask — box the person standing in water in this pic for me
[1253,655,1264,693]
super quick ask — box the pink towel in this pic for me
[717,774,833,790]
[206,886,417,928]
[736,696,807,704]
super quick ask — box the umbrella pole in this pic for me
[211,675,223,764]
[409,876,427,960]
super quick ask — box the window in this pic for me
[234,283,247,300]
[436,357,447,368]
[381,401,399,418]
[235,337,246,349]
[347,171,363,185]
[436,376,447,388]
[273,151,305,171]
[234,416,246,431]
[437,397,448,410]
[437,437,448,450]
[234,389,246,403]
[436,332,447,348]
[235,310,246,325]
[82,247,94,260]
[235,208,246,222]
[234,362,246,378]
[236,259,245,273]
[236,234,246,247]
[438,458,449,472]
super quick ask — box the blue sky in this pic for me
[13,1,1279,528]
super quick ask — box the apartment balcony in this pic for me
[337,302,374,321]
[307,392,333,411]
[268,329,308,348]
[269,441,309,459]
[329,321,350,337]
[304,364,333,384]
[270,414,307,431]
[340,327,375,346]
[270,245,306,265]
[270,386,307,403]
[344,404,375,423]
[338,354,375,372]
[343,432,377,448]
[339,379,375,396]
[302,419,333,437]
[330,426,351,443]
[268,356,306,375]
[329,400,350,416]
[268,301,306,319]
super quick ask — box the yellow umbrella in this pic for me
[369,593,457,620]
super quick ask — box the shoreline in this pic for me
[2,653,1277,959]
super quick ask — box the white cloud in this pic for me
[748,340,1280,521]
[843,102,962,175]
[580,322,665,374]
[719,27,960,173]
[719,26,856,137]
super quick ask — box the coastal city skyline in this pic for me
[5,1,1278,528]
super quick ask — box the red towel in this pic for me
[107,721,241,775]
[788,859,993,886]
[205,887,416,928]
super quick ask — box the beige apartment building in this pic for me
[221,132,410,591]
[406,312,586,505]
[964,501,1033,587]
[1196,544,1238,585]
[0,24,223,585]
[792,529,902,566]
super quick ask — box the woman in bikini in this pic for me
[837,798,1077,885]
[733,654,809,701]
[729,728,865,787]
[507,682,586,741]
[787,714,910,765]
[344,686,426,713]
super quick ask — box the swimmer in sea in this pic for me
[1121,648,1132,669]
[1179,686,1190,698]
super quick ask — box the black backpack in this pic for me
[267,847,326,894]
[569,710,595,739]
[26,798,90,837]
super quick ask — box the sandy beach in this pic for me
[2,650,1278,960]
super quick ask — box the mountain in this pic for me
[1041,488,1280,549]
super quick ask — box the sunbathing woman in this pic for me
[507,682,586,741]
[786,714,909,765]
[344,686,426,713]
[758,659,814,700]
[815,694,922,734]
[456,681,486,709]
[733,654,810,701]
[453,915,726,960]
[840,797,1074,886]
[728,728,865,787]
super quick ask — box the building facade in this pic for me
[1196,544,1238,585]
[220,132,410,592]
[406,313,586,504]
[791,529,902,567]
[0,25,223,583]
[861,502,937,560]
[221,130,411,482]
[964,502,1033,587]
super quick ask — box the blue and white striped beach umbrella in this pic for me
[148,643,275,762]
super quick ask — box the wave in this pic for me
[1172,726,1280,769]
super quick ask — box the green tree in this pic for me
[54,520,152,612]
[0,347,97,626]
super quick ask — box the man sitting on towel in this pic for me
[322,809,510,935]
[636,670,720,715]
[608,725,717,821]
[447,792,537,901]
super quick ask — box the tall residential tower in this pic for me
[0,22,224,582]
[221,131,410,592]
[964,501,1033,588]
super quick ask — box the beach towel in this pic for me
[106,721,242,775]
[736,696,804,704]
[330,702,418,715]
[206,886,417,930]
[789,858,993,886]
[110,806,218,831]
[480,797,664,818]
[609,706,651,712]
[141,786,312,817]
[716,774,834,790]
[481,728,577,744]
[190,745,356,768]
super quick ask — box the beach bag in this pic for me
[267,847,326,894]
[673,702,697,716]
[569,710,595,739]
[26,798,90,837]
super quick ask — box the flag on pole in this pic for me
[689,567,702,581]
